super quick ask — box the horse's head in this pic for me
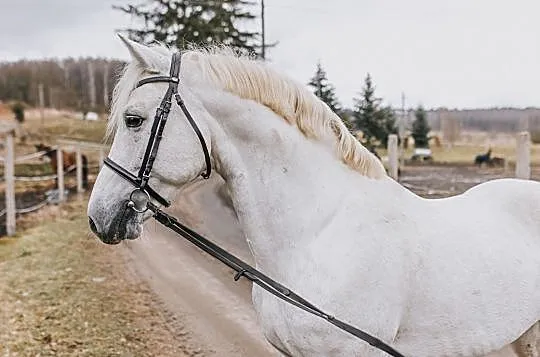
[87,36,214,244]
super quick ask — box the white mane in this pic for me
[107,45,386,179]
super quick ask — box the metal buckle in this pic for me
[127,188,151,213]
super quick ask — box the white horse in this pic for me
[87,36,540,357]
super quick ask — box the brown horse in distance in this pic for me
[35,143,88,189]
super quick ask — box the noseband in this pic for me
[103,52,211,211]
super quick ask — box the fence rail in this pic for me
[0,147,59,164]
[0,198,50,218]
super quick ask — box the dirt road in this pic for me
[123,176,279,356]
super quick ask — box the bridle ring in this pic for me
[127,188,151,213]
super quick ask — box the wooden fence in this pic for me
[1,134,109,236]
[55,139,109,202]
[386,131,531,180]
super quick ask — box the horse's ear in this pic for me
[117,33,166,73]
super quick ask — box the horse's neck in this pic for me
[202,92,395,277]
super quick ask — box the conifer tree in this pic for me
[411,105,431,148]
[308,62,342,115]
[114,0,270,57]
[352,73,396,148]
[307,62,353,130]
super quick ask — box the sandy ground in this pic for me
[119,167,536,357]
[123,175,279,356]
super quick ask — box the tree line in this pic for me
[0,58,126,114]
[307,63,431,151]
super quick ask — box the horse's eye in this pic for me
[124,114,144,128]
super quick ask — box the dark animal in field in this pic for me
[474,149,492,167]
[35,143,88,189]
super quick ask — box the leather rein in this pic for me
[103,52,406,357]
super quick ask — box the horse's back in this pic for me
[466,178,540,233]
[398,178,540,356]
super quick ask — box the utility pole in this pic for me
[261,0,266,60]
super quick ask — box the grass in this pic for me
[0,163,54,177]
[0,198,191,357]
[23,115,107,144]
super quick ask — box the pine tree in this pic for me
[308,62,342,114]
[113,0,271,57]
[352,73,396,149]
[308,62,353,130]
[411,105,431,148]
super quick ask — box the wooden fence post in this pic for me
[515,131,531,180]
[57,147,64,201]
[5,133,16,236]
[76,143,84,193]
[387,134,399,180]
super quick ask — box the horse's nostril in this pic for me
[88,217,99,235]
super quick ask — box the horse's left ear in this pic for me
[117,33,166,73]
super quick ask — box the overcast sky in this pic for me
[0,0,538,109]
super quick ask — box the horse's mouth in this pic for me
[89,201,144,244]
[98,223,142,245]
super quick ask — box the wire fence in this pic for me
[0,165,78,183]
[0,197,50,218]
[14,165,76,182]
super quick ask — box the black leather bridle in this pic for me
[103,52,406,357]
[103,52,211,212]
